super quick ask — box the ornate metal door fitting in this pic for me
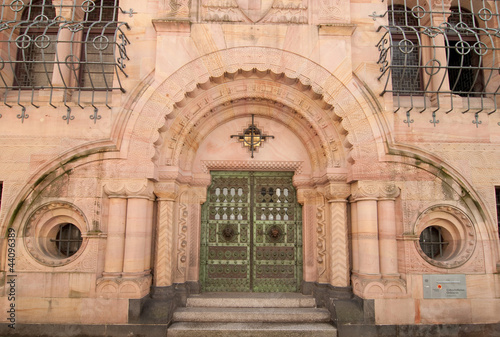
[200,171,302,292]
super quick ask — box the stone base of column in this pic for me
[96,274,152,299]
[351,274,407,299]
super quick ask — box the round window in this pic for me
[24,202,87,266]
[414,206,476,268]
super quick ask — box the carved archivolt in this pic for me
[128,47,378,182]
[156,71,350,174]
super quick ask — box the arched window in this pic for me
[446,7,484,96]
[14,0,57,88]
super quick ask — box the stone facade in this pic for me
[0,0,499,329]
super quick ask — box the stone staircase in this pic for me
[167,292,337,337]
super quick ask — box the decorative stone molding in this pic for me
[328,199,350,287]
[317,194,327,282]
[176,191,189,279]
[166,0,190,18]
[96,275,152,299]
[200,0,308,24]
[351,181,400,200]
[411,205,476,269]
[319,24,357,36]
[103,180,155,199]
[152,19,191,35]
[201,160,304,174]
[154,198,176,287]
[201,0,245,23]
[352,274,408,299]
[261,1,308,24]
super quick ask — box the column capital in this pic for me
[350,181,400,201]
[103,180,155,199]
[154,181,180,200]
[324,182,350,201]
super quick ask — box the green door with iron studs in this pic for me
[200,171,303,292]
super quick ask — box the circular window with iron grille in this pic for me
[414,205,476,269]
[24,202,88,266]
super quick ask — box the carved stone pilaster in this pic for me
[155,198,176,287]
[154,180,180,287]
[328,199,350,287]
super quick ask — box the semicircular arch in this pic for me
[124,47,382,180]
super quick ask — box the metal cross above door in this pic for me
[200,171,303,292]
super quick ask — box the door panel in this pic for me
[200,171,302,292]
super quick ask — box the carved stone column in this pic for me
[378,199,399,277]
[350,181,406,299]
[325,182,351,287]
[102,196,127,277]
[144,199,154,273]
[123,198,151,276]
[97,180,154,299]
[154,181,179,287]
[356,198,380,276]
[350,201,359,274]
[297,188,318,283]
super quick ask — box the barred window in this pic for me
[389,5,422,94]
[446,7,484,96]
[51,223,83,257]
[0,0,131,111]
[419,226,449,259]
[14,0,57,88]
[80,0,119,90]
[377,1,500,115]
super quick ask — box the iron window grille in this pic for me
[419,226,449,259]
[50,223,82,258]
[389,5,423,94]
[376,0,500,119]
[14,0,57,88]
[446,7,485,96]
[0,0,133,115]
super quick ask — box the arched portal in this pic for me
[151,69,357,292]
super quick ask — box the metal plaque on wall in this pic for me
[423,274,467,299]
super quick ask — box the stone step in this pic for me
[186,292,317,308]
[167,322,337,337]
[173,307,331,323]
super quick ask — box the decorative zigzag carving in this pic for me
[329,200,349,287]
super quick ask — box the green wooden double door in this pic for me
[200,171,303,292]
